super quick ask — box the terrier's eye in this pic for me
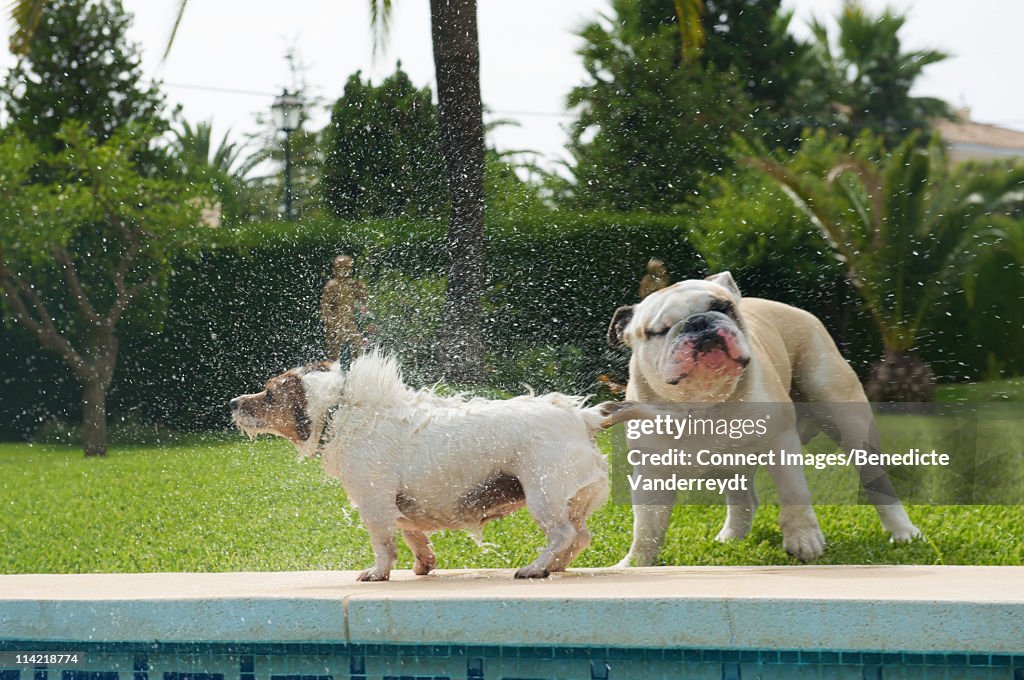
[264,391,275,405]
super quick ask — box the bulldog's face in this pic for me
[608,272,752,401]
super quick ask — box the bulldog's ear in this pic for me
[608,305,635,347]
[705,271,741,297]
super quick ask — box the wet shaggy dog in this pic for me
[230,353,615,581]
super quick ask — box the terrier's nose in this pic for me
[229,397,241,412]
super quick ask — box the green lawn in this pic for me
[0,426,1021,574]
[936,377,1024,403]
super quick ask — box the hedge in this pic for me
[1,210,1016,439]
[2,213,700,436]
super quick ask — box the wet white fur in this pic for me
[298,351,610,581]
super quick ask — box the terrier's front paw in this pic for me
[356,568,391,582]
[514,564,550,579]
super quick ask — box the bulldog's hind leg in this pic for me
[823,403,921,541]
[716,485,759,542]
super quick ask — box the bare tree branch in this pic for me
[53,246,101,326]
[109,274,155,325]
[0,261,86,374]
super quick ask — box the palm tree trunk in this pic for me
[429,0,486,383]
[865,348,936,403]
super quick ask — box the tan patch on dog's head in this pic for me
[231,362,332,443]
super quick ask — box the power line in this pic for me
[160,79,573,119]
[157,79,1024,130]
[162,81,277,98]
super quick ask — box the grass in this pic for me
[1,423,1021,574]
[936,376,1024,403]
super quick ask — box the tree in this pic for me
[424,0,487,382]
[321,66,448,220]
[369,0,487,381]
[170,118,262,225]
[2,0,197,455]
[806,0,952,145]
[563,0,754,212]
[0,124,199,456]
[9,0,491,382]
[751,130,1024,401]
[2,0,167,155]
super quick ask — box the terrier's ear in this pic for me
[293,401,313,441]
[608,305,635,348]
[705,271,741,297]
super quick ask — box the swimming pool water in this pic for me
[1,641,1020,680]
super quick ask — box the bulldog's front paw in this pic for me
[514,564,551,579]
[889,523,923,543]
[783,526,826,562]
[356,568,391,582]
[715,526,749,542]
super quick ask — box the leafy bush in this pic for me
[321,67,448,220]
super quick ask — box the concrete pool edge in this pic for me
[0,566,1021,653]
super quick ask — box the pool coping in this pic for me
[1,566,1022,653]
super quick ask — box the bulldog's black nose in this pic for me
[683,313,715,334]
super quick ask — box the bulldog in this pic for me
[607,271,921,564]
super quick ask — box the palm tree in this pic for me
[751,132,1024,401]
[807,0,952,145]
[171,119,248,177]
[170,119,268,224]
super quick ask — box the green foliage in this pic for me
[563,0,755,212]
[700,0,810,118]
[0,122,202,453]
[321,66,448,220]
[0,211,703,435]
[690,159,847,299]
[0,0,167,156]
[364,271,446,381]
[0,122,200,290]
[169,119,261,226]
[751,130,1024,355]
[806,0,952,144]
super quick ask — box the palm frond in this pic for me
[162,0,188,61]
[671,0,705,65]
[8,0,47,54]
[369,0,393,57]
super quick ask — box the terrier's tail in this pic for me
[581,401,659,434]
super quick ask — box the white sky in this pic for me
[2,0,1021,170]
